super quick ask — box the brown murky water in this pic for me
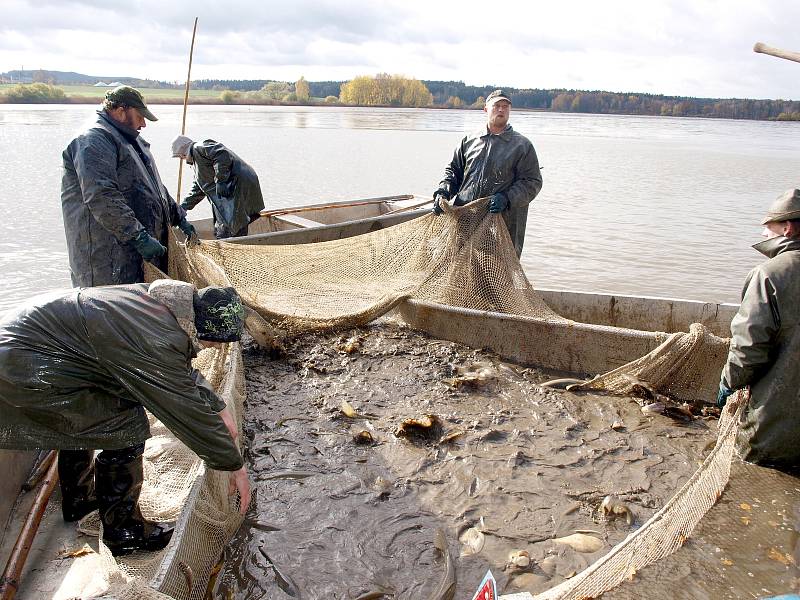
[212,323,753,599]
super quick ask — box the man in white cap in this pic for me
[171,135,265,239]
[431,89,542,256]
[717,188,800,470]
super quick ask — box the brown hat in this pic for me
[761,188,800,224]
[104,85,158,121]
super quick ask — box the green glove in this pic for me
[178,217,198,245]
[179,200,192,212]
[132,230,166,260]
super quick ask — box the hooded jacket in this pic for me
[0,285,243,471]
[436,125,542,256]
[61,111,185,286]
[182,140,265,236]
[721,235,800,468]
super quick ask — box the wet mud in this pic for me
[214,323,792,599]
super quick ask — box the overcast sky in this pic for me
[2,0,798,99]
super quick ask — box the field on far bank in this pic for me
[0,83,223,101]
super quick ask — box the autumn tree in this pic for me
[260,81,291,100]
[295,76,310,102]
[339,74,432,107]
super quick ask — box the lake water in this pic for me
[1,104,798,312]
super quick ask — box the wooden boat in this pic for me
[191,194,432,244]
[0,285,738,598]
[1,194,740,598]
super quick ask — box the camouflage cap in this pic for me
[104,85,158,121]
[762,188,800,224]
[485,89,512,106]
[194,286,245,343]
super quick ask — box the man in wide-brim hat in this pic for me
[717,188,800,470]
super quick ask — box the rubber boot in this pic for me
[95,444,175,556]
[58,450,98,522]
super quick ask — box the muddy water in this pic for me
[216,324,721,598]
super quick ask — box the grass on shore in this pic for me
[0,83,223,101]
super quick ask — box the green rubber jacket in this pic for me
[435,124,542,256]
[721,236,800,468]
[0,285,243,471]
[182,140,265,235]
[61,111,186,286]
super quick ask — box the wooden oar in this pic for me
[0,452,59,600]
[753,42,800,64]
[175,17,199,200]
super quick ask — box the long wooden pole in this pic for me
[753,42,800,64]
[0,453,59,600]
[176,17,199,201]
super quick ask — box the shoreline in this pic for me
[2,98,799,121]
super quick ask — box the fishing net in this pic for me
[87,197,747,600]
[184,197,562,331]
[574,322,731,404]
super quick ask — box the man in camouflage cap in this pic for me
[61,85,196,287]
[717,188,800,470]
[431,89,542,256]
[0,281,250,555]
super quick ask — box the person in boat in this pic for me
[717,188,800,470]
[171,135,265,239]
[61,85,197,285]
[0,280,251,556]
[431,89,543,256]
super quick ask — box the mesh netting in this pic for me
[575,322,731,404]
[87,199,746,600]
[188,198,563,332]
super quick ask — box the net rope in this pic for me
[89,198,741,599]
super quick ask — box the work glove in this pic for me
[216,180,234,199]
[132,230,166,260]
[178,216,199,245]
[179,200,193,212]
[432,193,447,216]
[488,193,510,213]
[716,384,734,408]
[214,223,234,239]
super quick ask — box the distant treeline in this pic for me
[424,81,800,120]
[194,78,800,120]
[3,70,800,121]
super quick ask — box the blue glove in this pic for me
[717,384,734,408]
[178,216,198,245]
[132,230,166,260]
[488,193,509,213]
[432,194,447,216]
